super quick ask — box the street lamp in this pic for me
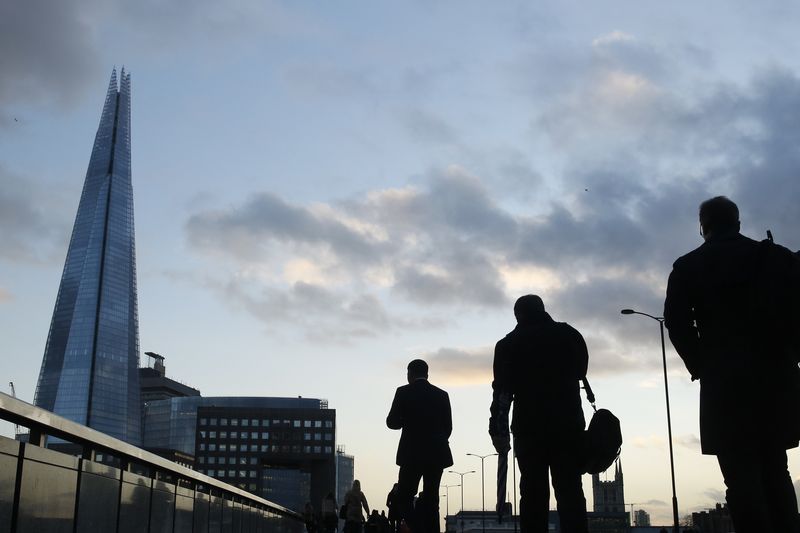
[466,452,497,533]
[448,470,475,533]
[440,484,460,519]
[621,308,680,533]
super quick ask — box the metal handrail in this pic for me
[0,392,301,520]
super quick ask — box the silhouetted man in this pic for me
[387,359,453,533]
[664,196,800,533]
[489,295,589,533]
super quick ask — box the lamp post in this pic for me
[621,308,680,533]
[466,452,497,533]
[448,470,475,533]
[440,484,460,519]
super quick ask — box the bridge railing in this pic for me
[0,392,304,533]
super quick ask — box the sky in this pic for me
[2,0,800,526]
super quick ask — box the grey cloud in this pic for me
[186,192,385,264]
[703,488,726,503]
[675,433,701,451]
[403,108,459,145]
[218,278,391,343]
[0,287,12,303]
[0,0,101,122]
[644,499,667,506]
[0,167,70,262]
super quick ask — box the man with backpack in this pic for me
[489,295,589,533]
[664,196,800,533]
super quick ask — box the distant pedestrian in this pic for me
[304,502,318,533]
[344,480,370,533]
[489,295,589,533]
[321,492,338,533]
[386,483,399,532]
[387,359,454,533]
[664,196,800,533]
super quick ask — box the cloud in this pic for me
[675,433,701,451]
[0,0,101,122]
[644,499,667,507]
[422,346,494,386]
[0,166,70,263]
[0,288,12,303]
[703,488,726,503]
[402,108,460,145]
[185,46,800,346]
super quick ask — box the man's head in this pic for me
[407,359,429,383]
[514,294,546,324]
[699,196,740,239]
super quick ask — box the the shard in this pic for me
[34,68,142,445]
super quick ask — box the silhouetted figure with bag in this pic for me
[387,359,454,533]
[321,492,339,533]
[664,196,800,533]
[489,295,589,533]
[344,480,370,533]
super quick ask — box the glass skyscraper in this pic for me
[34,68,142,445]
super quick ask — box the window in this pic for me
[240,457,248,465]
[199,457,205,464]
[230,432,238,439]
[251,432,258,439]
[260,445,268,452]
[303,446,311,453]
[325,421,333,428]
[239,470,247,478]
[220,432,227,439]
[314,446,321,453]
[219,444,227,452]
[210,418,217,425]
[324,433,332,441]
[251,419,259,426]
[242,419,249,427]
[314,421,322,428]
[209,444,217,451]
[304,433,311,441]
[231,419,239,426]
[199,443,206,451]
[325,446,332,454]
[217,470,225,477]
[249,483,257,492]
[209,457,216,465]
[229,457,236,465]
[314,433,322,441]
[250,445,258,452]
[304,420,311,428]
[261,432,269,440]
[249,470,257,478]
[228,470,236,477]
[200,418,207,426]
[293,420,301,427]
[262,420,270,427]
[210,431,217,438]
[230,444,237,452]
[220,418,228,426]
[249,457,257,465]
[292,445,301,453]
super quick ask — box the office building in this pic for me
[691,503,734,533]
[336,445,354,504]
[34,68,142,445]
[143,396,337,511]
[633,509,651,527]
[139,352,200,405]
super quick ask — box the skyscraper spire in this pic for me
[34,68,142,445]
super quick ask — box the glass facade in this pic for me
[34,68,142,445]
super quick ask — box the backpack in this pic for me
[581,378,622,474]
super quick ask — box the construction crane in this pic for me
[8,382,21,436]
